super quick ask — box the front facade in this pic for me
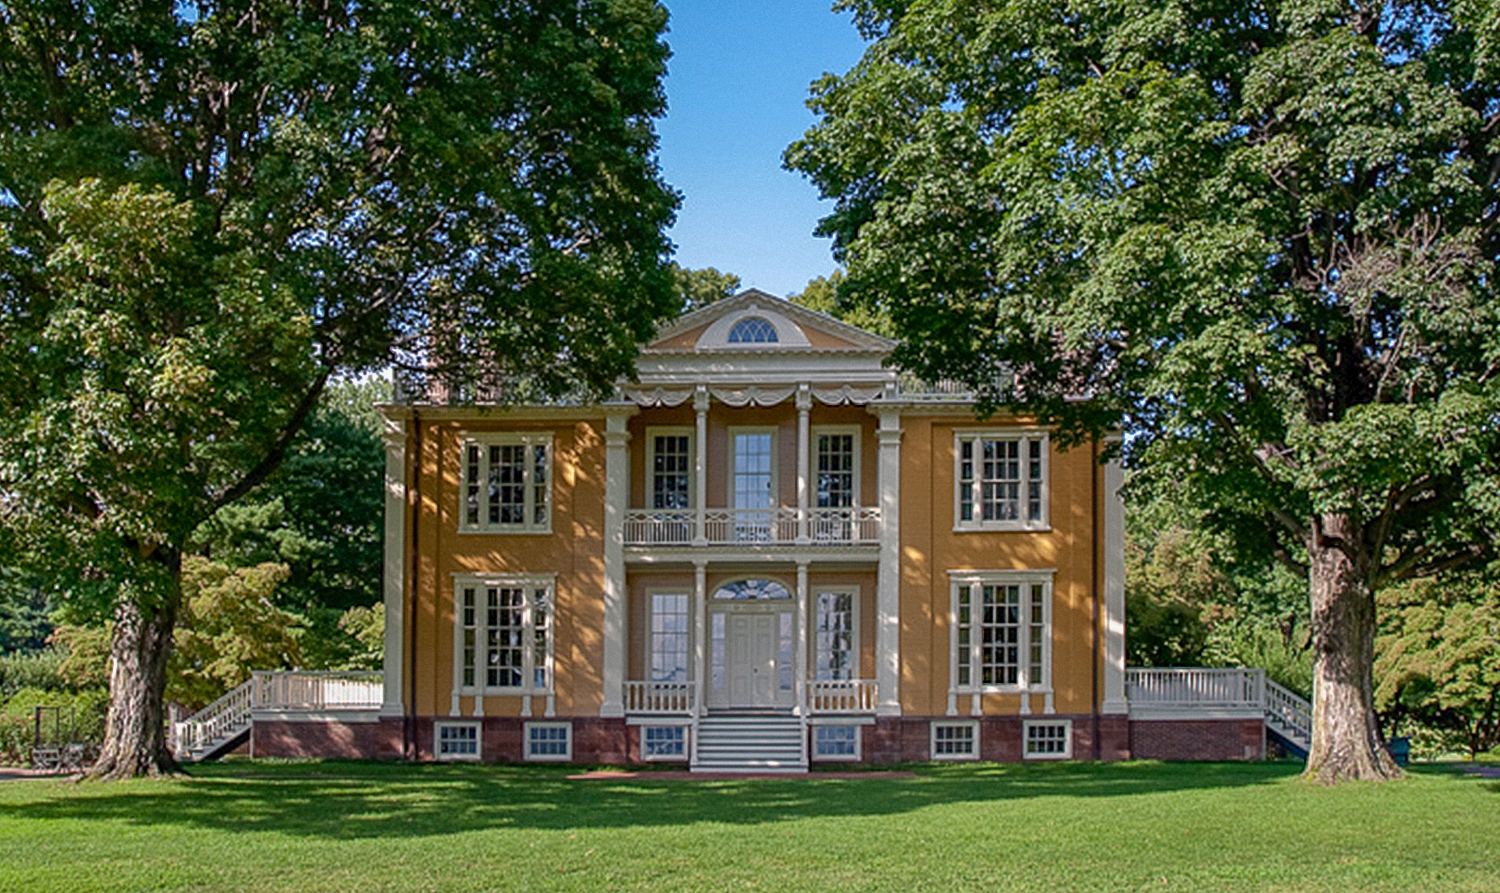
[337,290,1134,769]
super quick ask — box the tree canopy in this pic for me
[0,0,678,777]
[789,0,1500,781]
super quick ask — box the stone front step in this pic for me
[692,713,806,772]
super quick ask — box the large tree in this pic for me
[0,0,677,778]
[788,0,1500,781]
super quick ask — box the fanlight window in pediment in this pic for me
[713,579,791,600]
[727,316,779,344]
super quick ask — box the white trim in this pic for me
[811,723,862,762]
[646,589,693,684]
[380,415,406,717]
[952,430,1050,532]
[698,306,812,349]
[645,425,695,511]
[435,720,482,761]
[728,425,779,517]
[457,433,554,534]
[948,570,1056,698]
[452,574,557,698]
[524,721,572,762]
[1101,445,1129,715]
[930,720,980,761]
[1023,719,1073,760]
[875,407,902,716]
[811,585,861,683]
[601,410,633,717]
[640,724,690,762]
[251,710,383,723]
[811,424,862,511]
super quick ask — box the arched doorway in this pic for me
[708,579,794,710]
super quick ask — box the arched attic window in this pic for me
[727,316,779,344]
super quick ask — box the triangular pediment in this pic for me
[645,289,896,354]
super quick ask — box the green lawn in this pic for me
[0,760,1495,892]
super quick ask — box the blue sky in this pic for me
[657,1,868,297]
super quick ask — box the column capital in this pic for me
[693,384,710,413]
[795,383,813,412]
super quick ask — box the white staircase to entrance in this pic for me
[692,713,807,772]
[1263,678,1312,757]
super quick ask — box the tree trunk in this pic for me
[88,595,179,779]
[1304,513,1402,783]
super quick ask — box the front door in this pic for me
[726,613,777,707]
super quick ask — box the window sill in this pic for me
[952,523,1051,534]
[457,526,553,536]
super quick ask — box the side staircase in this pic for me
[1263,678,1312,758]
[171,678,255,762]
[170,670,383,762]
[692,712,808,772]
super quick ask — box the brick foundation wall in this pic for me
[1129,718,1265,761]
[251,717,404,760]
[865,714,1131,764]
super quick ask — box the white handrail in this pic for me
[625,507,881,547]
[624,680,697,714]
[1265,679,1312,746]
[1125,667,1264,708]
[252,670,383,710]
[807,679,879,714]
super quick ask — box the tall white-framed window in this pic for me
[949,570,1053,694]
[646,427,693,510]
[461,434,552,533]
[730,427,776,541]
[453,575,555,695]
[649,592,690,682]
[953,431,1048,530]
[812,427,860,509]
[813,588,858,681]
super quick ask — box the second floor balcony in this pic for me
[624,506,881,548]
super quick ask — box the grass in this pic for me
[1,760,1496,892]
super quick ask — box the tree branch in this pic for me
[212,367,332,509]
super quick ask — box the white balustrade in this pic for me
[1124,667,1264,709]
[624,680,697,714]
[624,507,880,547]
[1264,678,1313,746]
[252,670,384,711]
[807,679,879,714]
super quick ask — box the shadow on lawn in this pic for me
[2,760,1308,840]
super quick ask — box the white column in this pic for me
[1101,440,1129,715]
[795,560,810,715]
[875,406,903,716]
[796,385,811,544]
[693,560,708,717]
[600,407,634,718]
[380,414,407,718]
[694,386,709,546]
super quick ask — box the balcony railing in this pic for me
[252,670,384,711]
[624,507,881,547]
[1124,667,1265,710]
[807,679,878,714]
[624,680,697,714]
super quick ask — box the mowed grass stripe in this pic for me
[0,761,1494,892]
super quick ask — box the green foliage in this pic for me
[335,604,386,672]
[789,0,1500,574]
[0,649,67,698]
[787,270,896,337]
[670,263,742,311]
[168,558,303,711]
[0,0,677,770]
[0,686,108,766]
[0,568,49,654]
[1377,574,1500,757]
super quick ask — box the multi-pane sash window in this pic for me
[650,593,690,682]
[955,432,1047,529]
[456,577,553,693]
[651,433,691,510]
[951,573,1051,692]
[732,431,774,541]
[815,432,856,508]
[815,590,856,681]
[462,435,552,532]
